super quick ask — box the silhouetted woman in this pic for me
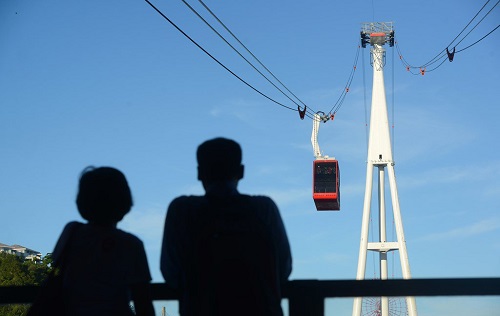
[52,166,155,316]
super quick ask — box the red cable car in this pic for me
[311,111,340,211]
[313,159,340,211]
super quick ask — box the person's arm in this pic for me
[253,196,292,282]
[131,283,155,316]
[160,198,183,288]
[51,221,83,265]
[270,200,292,282]
[129,238,155,316]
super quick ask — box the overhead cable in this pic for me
[144,0,313,118]
[417,0,494,69]
[196,0,315,115]
[446,0,493,49]
[146,0,361,121]
[396,0,499,74]
[453,0,500,49]
[180,0,314,116]
[327,44,361,115]
[456,23,500,53]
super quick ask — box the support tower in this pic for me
[352,22,418,316]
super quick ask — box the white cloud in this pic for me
[209,107,222,117]
[217,97,271,129]
[323,252,351,264]
[341,182,366,198]
[290,141,312,153]
[252,187,311,209]
[391,106,476,163]
[254,164,294,177]
[120,206,166,249]
[180,183,205,196]
[418,218,500,241]
[292,251,351,279]
[209,98,259,122]
[399,161,500,189]
[483,183,500,194]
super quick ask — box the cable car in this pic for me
[311,112,340,211]
[313,159,340,211]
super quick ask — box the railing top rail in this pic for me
[1,278,500,305]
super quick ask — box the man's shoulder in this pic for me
[169,195,206,207]
[237,194,281,225]
[241,194,277,207]
[172,194,206,201]
[168,194,278,217]
[167,195,208,219]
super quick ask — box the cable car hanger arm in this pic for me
[311,112,334,160]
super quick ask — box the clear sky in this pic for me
[1,0,499,315]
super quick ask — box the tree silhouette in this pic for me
[0,252,52,316]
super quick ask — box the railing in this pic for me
[1,278,500,316]
[361,22,394,34]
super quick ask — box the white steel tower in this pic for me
[352,22,418,316]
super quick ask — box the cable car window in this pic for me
[314,162,337,193]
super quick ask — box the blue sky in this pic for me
[1,0,499,315]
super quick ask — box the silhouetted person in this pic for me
[161,138,292,316]
[52,166,154,316]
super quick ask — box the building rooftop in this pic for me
[0,243,42,261]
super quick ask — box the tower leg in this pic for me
[387,164,418,316]
[352,162,374,316]
[378,166,389,316]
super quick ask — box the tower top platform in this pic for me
[360,22,394,47]
[361,22,393,35]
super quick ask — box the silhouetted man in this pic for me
[161,137,292,316]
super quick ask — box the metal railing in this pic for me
[1,278,499,316]
[361,22,394,34]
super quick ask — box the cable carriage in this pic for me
[313,159,340,211]
[311,112,340,211]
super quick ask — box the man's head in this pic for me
[197,137,244,183]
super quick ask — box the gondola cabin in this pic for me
[313,159,340,211]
